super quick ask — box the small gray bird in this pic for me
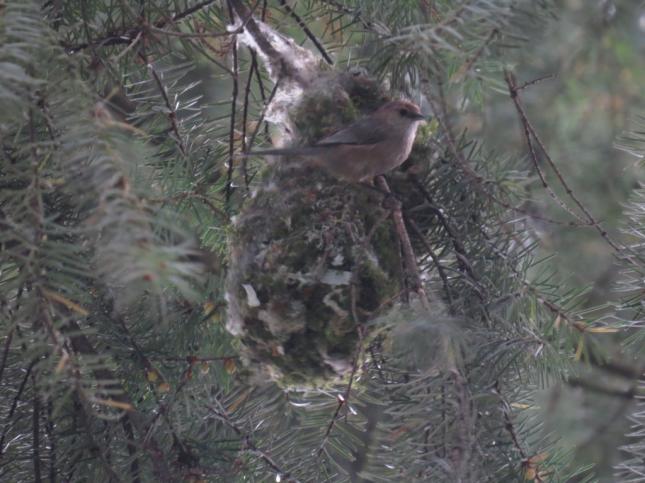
[249,100,427,182]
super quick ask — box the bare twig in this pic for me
[504,71,587,224]
[228,0,283,72]
[244,79,281,153]
[504,70,623,252]
[241,47,258,187]
[516,74,556,91]
[225,9,240,205]
[0,327,13,387]
[278,0,333,65]
[147,25,236,38]
[375,176,431,311]
[319,0,374,31]
[63,0,221,52]
[228,0,310,84]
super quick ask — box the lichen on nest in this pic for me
[225,72,412,388]
[226,160,402,387]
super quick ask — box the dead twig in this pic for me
[63,0,221,53]
[376,176,431,312]
[225,9,240,205]
[504,70,623,252]
[278,0,333,65]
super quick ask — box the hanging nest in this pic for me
[225,72,407,387]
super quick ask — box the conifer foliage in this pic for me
[0,1,640,481]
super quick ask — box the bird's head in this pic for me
[375,100,427,128]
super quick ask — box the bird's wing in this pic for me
[315,117,387,146]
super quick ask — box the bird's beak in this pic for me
[410,112,427,121]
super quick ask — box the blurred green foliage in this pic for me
[479,0,645,300]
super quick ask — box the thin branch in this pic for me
[190,38,235,76]
[504,72,587,224]
[147,25,236,38]
[107,308,201,473]
[422,59,559,244]
[480,228,587,334]
[241,47,257,188]
[226,2,240,205]
[318,326,365,456]
[63,319,173,482]
[75,396,124,483]
[375,176,431,311]
[32,380,42,483]
[207,404,298,482]
[45,401,56,483]
[261,0,268,21]
[0,358,38,460]
[495,381,544,483]
[228,0,281,66]
[586,353,644,380]
[0,327,14,386]
[408,176,486,299]
[278,0,333,65]
[516,74,556,91]
[148,64,187,156]
[149,191,229,222]
[452,28,498,82]
[63,0,221,52]
[228,0,307,84]
[504,70,622,252]
[406,216,455,309]
[118,415,141,483]
[147,0,258,39]
[244,79,280,153]
[567,377,637,399]
[319,0,374,30]
[162,0,221,25]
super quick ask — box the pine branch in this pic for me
[62,0,223,53]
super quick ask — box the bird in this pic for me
[247,100,427,183]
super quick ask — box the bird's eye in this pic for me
[399,109,408,117]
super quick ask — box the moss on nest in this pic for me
[225,72,403,388]
[227,166,402,387]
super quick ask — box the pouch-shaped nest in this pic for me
[225,73,406,387]
[226,160,402,387]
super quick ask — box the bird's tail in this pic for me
[244,146,322,157]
